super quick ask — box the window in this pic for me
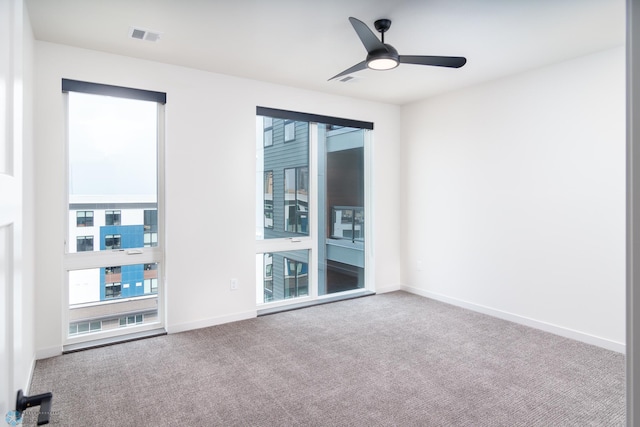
[331,207,365,242]
[120,314,143,327]
[76,236,94,252]
[64,79,165,344]
[104,234,121,250]
[105,266,122,284]
[284,119,295,142]
[255,249,309,303]
[76,211,94,227]
[256,107,372,306]
[105,282,122,299]
[105,266,121,275]
[264,117,273,147]
[257,114,309,242]
[105,210,121,226]
[264,253,273,302]
[284,167,308,234]
[284,258,308,299]
[69,321,101,336]
[144,210,158,247]
[264,171,274,229]
[144,233,158,247]
[144,263,158,294]
[144,278,158,294]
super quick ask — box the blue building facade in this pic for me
[99,224,146,300]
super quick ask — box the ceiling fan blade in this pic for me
[399,55,467,68]
[328,60,367,81]
[349,17,388,54]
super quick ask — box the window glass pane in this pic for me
[263,253,273,302]
[67,92,157,253]
[320,125,366,295]
[68,263,159,337]
[284,120,295,142]
[284,168,296,232]
[105,210,121,226]
[264,171,273,229]
[256,112,370,306]
[296,167,309,233]
[284,167,308,234]
[256,250,309,304]
[256,117,309,240]
[105,282,121,298]
[143,263,159,295]
[264,117,273,147]
[76,236,94,252]
[69,320,102,336]
[76,211,94,227]
[104,234,122,250]
[66,87,163,344]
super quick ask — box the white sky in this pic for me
[68,92,157,197]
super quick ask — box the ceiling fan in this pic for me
[329,17,466,81]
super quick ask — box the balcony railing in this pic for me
[331,206,364,243]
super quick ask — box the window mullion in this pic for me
[308,122,319,299]
[64,250,162,271]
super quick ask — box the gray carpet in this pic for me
[25,291,624,426]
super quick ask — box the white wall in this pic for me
[401,47,626,351]
[33,42,402,357]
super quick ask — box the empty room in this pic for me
[1,0,636,425]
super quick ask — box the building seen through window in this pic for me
[257,113,367,304]
[65,83,164,341]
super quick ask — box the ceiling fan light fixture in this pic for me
[328,17,466,81]
[367,57,399,70]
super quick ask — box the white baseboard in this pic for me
[375,283,402,294]
[23,357,36,393]
[35,346,63,360]
[401,285,625,354]
[167,310,257,334]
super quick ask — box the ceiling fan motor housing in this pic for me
[366,44,399,70]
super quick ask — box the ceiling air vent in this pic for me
[129,27,162,42]
[337,75,361,83]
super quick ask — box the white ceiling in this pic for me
[25,0,625,105]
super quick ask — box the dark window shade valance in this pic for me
[256,106,373,130]
[62,79,166,104]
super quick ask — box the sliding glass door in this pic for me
[255,108,371,308]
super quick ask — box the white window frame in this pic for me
[62,80,166,348]
[255,110,375,312]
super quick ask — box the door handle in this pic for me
[16,389,53,425]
